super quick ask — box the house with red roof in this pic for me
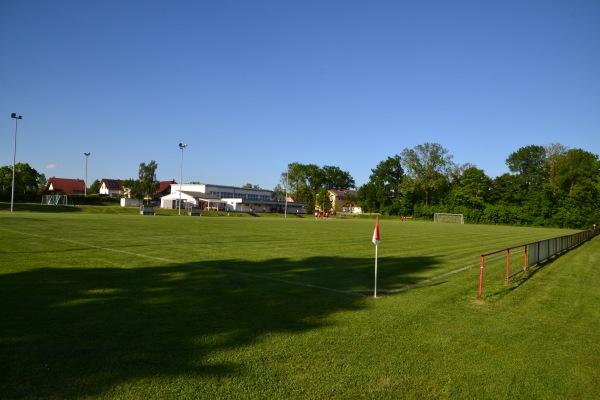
[45,178,85,195]
[157,180,177,198]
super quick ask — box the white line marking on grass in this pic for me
[387,263,479,294]
[386,253,509,295]
[0,227,367,298]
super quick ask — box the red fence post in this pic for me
[478,229,595,297]
[478,256,485,297]
[505,249,510,285]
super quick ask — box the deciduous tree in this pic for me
[358,155,404,214]
[137,160,159,203]
[401,143,454,206]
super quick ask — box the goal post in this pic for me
[41,195,74,206]
[434,213,464,224]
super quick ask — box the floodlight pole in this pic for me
[84,152,91,196]
[284,168,288,218]
[10,113,22,213]
[178,143,187,215]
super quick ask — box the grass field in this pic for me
[1,206,599,399]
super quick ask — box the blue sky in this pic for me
[2,0,599,190]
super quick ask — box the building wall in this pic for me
[171,184,276,201]
[164,184,304,213]
[160,192,199,209]
[120,198,141,207]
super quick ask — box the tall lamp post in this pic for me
[84,152,91,196]
[10,113,22,213]
[178,143,187,215]
[284,168,288,218]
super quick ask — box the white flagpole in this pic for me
[372,216,380,298]
[374,244,378,298]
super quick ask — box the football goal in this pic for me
[41,195,74,206]
[434,213,464,224]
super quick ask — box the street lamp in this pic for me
[10,113,22,213]
[84,152,91,196]
[178,143,187,215]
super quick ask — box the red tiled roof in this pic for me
[47,178,86,195]
[158,180,176,194]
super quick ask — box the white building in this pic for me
[99,179,124,197]
[160,183,306,213]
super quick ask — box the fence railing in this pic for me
[478,228,600,297]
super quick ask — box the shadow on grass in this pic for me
[0,255,439,398]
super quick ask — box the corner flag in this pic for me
[372,217,380,298]
[372,217,380,245]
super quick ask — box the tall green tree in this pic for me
[281,162,319,204]
[506,145,547,194]
[15,163,41,194]
[554,148,599,195]
[138,161,158,203]
[321,165,355,190]
[551,148,600,228]
[505,145,550,223]
[401,142,454,206]
[448,166,491,209]
[488,173,522,205]
[356,182,379,213]
[358,155,404,215]
[545,143,569,197]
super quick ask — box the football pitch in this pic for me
[1,210,599,399]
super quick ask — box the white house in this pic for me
[99,179,124,197]
[160,183,306,213]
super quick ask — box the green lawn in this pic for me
[1,207,598,399]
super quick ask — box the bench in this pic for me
[140,205,155,215]
[188,207,201,216]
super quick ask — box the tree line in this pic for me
[280,142,600,229]
[3,143,599,229]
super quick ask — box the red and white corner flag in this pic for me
[372,217,380,245]
[372,217,380,298]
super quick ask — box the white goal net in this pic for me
[41,195,74,206]
[434,213,464,224]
